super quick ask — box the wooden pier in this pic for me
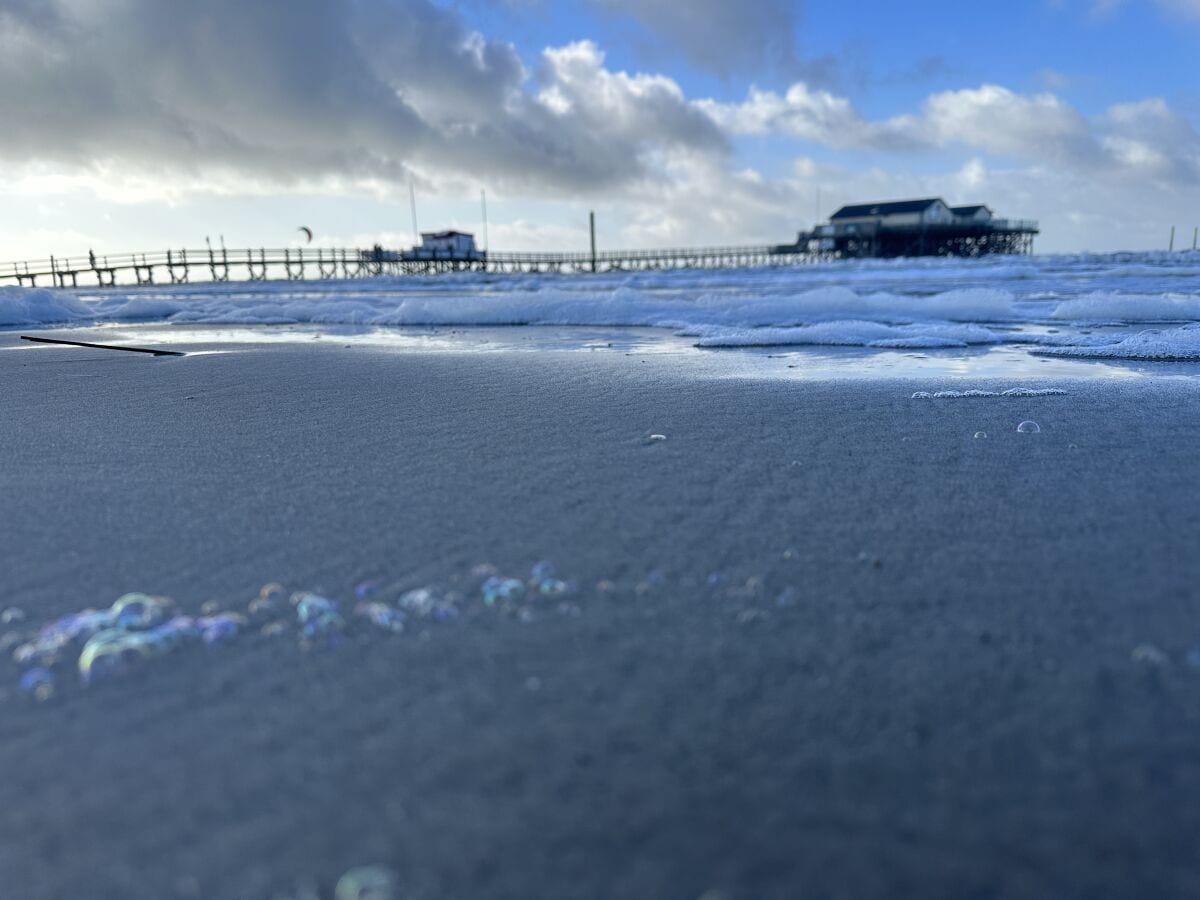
[0,244,818,288]
[0,225,1038,289]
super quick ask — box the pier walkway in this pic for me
[0,244,814,288]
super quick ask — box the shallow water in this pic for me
[3,250,1200,367]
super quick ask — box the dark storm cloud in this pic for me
[0,0,728,193]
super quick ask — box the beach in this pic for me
[3,327,1200,898]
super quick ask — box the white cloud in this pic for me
[699,79,1200,188]
[919,85,1101,165]
[0,1,726,198]
[697,84,922,150]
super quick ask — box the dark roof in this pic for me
[422,230,474,240]
[951,205,992,216]
[830,198,944,220]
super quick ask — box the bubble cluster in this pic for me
[2,560,817,712]
[912,388,1067,399]
[481,577,525,607]
[293,593,345,645]
[1,561,598,703]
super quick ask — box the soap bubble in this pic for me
[1,607,26,625]
[354,580,383,601]
[775,587,799,608]
[19,667,54,702]
[355,602,405,633]
[1016,420,1041,434]
[635,570,667,595]
[397,588,437,617]
[973,431,987,439]
[250,583,288,616]
[911,391,931,399]
[536,578,570,597]
[531,561,556,582]
[645,433,667,443]
[335,865,398,900]
[292,593,344,641]
[1132,643,1168,665]
[111,593,172,629]
[198,613,244,645]
[481,577,525,606]
[78,629,156,684]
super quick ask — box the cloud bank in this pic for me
[0,0,1197,252]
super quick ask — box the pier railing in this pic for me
[0,243,817,288]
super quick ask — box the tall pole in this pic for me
[1193,226,1197,251]
[589,211,596,273]
[1169,225,1175,252]
[481,189,489,252]
[409,180,419,246]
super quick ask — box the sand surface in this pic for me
[3,330,1200,899]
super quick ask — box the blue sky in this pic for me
[0,0,1198,259]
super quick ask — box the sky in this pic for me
[0,0,1198,259]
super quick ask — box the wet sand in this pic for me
[3,330,1200,899]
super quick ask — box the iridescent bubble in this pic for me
[1132,643,1169,665]
[334,865,398,900]
[292,593,344,642]
[531,561,556,582]
[250,583,289,616]
[973,431,987,439]
[0,632,23,653]
[260,621,288,638]
[110,592,172,629]
[397,588,437,617]
[151,615,201,648]
[78,629,157,684]
[354,580,383,601]
[198,613,244,645]
[19,667,54,702]
[355,602,405,633]
[635,570,666,595]
[1,607,26,625]
[1016,420,1041,434]
[537,578,569,597]
[481,577,525,606]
